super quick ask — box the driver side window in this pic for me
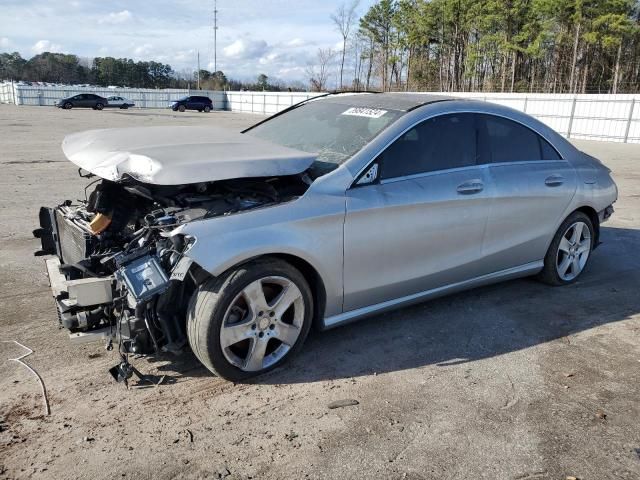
[379,113,477,180]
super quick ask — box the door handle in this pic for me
[545,175,565,187]
[457,180,484,195]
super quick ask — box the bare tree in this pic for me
[331,0,360,89]
[306,48,336,92]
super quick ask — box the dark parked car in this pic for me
[170,95,213,112]
[56,94,108,110]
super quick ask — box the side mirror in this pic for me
[356,163,379,186]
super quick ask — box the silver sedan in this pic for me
[179,94,617,380]
[39,93,618,382]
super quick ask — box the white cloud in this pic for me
[99,10,132,25]
[223,39,269,60]
[31,40,63,54]
[133,43,153,56]
[0,37,10,49]
[285,38,306,48]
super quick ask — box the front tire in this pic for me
[178,105,186,112]
[187,258,313,381]
[538,211,594,286]
[64,102,72,109]
[95,103,104,110]
[204,105,211,113]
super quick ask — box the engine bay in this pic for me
[34,172,311,365]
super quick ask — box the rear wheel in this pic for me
[538,211,594,286]
[178,105,186,112]
[187,258,313,381]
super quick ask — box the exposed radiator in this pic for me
[55,209,95,265]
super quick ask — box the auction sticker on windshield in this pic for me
[341,107,388,118]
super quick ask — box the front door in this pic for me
[343,113,493,312]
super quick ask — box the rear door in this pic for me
[343,113,493,312]
[476,113,578,270]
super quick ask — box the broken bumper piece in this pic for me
[46,257,115,344]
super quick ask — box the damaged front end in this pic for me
[34,173,310,358]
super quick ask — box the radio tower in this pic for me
[213,0,218,72]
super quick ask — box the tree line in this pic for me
[0,51,301,91]
[323,0,640,93]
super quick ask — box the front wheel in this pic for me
[538,211,594,286]
[95,103,104,110]
[203,105,211,113]
[120,104,128,109]
[64,102,72,109]
[178,105,186,112]
[187,258,313,381]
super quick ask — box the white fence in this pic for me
[1,83,639,143]
[444,92,640,144]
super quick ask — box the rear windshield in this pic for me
[246,100,404,173]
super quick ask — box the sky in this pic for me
[0,0,378,83]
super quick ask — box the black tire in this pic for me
[187,258,313,381]
[538,211,594,286]
[64,102,72,109]
[120,105,128,109]
[197,108,203,112]
[204,105,211,113]
[178,105,186,112]
[95,103,104,110]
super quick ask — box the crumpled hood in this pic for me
[61,126,317,185]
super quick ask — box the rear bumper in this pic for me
[599,205,614,223]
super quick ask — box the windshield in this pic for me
[246,100,404,173]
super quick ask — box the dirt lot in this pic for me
[0,104,639,480]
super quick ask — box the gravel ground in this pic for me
[0,105,639,480]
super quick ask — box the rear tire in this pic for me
[187,258,313,381]
[538,211,594,286]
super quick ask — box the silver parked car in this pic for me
[106,96,135,109]
[35,93,617,381]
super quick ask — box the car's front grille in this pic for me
[55,209,94,265]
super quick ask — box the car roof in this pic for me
[319,93,456,112]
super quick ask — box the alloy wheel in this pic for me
[220,276,305,372]
[555,221,591,281]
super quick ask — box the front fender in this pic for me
[173,191,346,317]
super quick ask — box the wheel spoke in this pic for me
[558,256,572,276]
[273,322,300,346]
[220,321,253,348]
[577,240,590,254]
[570,223,584,244]
[273,284,302,319]
[559,236,572,253]
[243,280,269,317]
[571,256,582,275]
[244,338,269,371]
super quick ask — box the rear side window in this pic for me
[476,114,561,163]
[380,113,477,180]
